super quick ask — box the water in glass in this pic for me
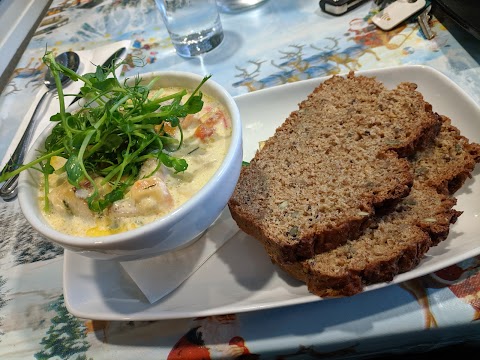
[155,0,224,58]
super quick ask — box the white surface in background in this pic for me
[0,0,49,81]
[0,40,131,169]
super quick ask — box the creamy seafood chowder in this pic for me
[40,88,232,236]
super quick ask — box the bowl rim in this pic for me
[18,70,242,249]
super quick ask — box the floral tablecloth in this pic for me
[0,1,479,359]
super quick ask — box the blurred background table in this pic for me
[0,0,479,359]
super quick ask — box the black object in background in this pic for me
[319,0,370,16]
[433,0,480,40]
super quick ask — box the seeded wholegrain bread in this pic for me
[278,185,461,297]
[277,117,480,297]
[411,115,480,194]
[228,72,442,263]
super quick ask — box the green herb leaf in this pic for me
[65,154,84,187]
[0,50,210,213]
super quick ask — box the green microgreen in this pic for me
[0,50,211,213]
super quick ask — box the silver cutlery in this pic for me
[0,47,127,201]
[68,46,127,107]
[0,51,80,201]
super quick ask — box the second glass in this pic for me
[155,0,224,58]
[216,0,270,13]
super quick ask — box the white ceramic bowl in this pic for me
[18,71,242,261]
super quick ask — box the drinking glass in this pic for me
[155,0,224,58]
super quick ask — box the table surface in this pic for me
[0,0,480,359]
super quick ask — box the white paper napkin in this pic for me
[120,207,240,304]
[1,40,131,168]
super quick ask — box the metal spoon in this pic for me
[0,51,80,201]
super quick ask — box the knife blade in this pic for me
[68,46,127,107]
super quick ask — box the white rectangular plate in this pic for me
[64,65,480,320]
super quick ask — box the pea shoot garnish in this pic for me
[0,51,211,213]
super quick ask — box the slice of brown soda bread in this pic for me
[228,72,442,263]
[277,116,480,297]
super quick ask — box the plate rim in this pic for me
[63,64,480,321]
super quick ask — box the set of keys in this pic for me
[372,0,435,39]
